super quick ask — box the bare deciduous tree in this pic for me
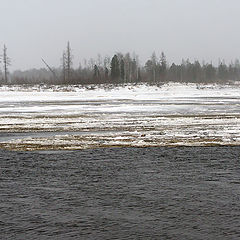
[61,42,73,83]
[3,44,11,84]
[61,51,66,83]
[66,41,73,83]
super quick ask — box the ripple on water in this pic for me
[0,146,240,239]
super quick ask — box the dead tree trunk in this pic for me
[3,45,11,84]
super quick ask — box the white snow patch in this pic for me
[0,82,240,150]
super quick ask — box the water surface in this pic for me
[1,147,239,239]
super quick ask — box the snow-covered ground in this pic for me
[0,83,240,150]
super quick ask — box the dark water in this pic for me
[0,147,240,240]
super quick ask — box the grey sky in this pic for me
[1,0,240,71]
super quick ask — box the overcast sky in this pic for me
[1,0,240,71]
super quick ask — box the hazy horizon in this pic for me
[1,0,240,71]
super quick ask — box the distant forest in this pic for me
[2,42,240,85]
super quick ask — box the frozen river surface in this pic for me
[0,83,240,150]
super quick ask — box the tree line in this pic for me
[3,42,240,85]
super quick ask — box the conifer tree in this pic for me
[120,59,125,82]
[110,54,120,82]
[93,64,100,81]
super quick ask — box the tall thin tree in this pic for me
[61,51,67,83]
[3,44,11,84]
[120,59,125,82]
[110,54,120,82]
[65,41,73,83]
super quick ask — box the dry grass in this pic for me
[0,135,238,151]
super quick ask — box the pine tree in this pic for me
[93,64,100,82]
[104,67,109,82]
[160,51,167,81]
[137,67,141,82]
[120,59,125,82]
[151,52,157,83]
[110,54,120,82]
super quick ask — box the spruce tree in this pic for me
[110,54,120,82]
[120,59,125,82]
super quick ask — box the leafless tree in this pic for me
[60,41,74,84]
[3,44,11,84]
[61,51,67,83]
[66,41,73,83]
